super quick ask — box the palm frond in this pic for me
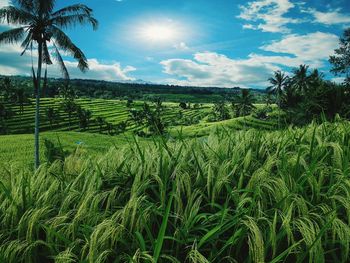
[51,26,88,72]
[0,27,26,44]
[0,6,34,25]
[14,0,34,13]
[51,4,93,17]
[20,31,32,55]
[51,14,98,30]
[42,41,52,65]
[38,0,56,15]
[52,41,70,80]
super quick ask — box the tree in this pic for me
[179,102,187,109]
[0,0,98,168]
[60,100,77,130]
[291,65,311,94]
[329,28,350,85]
[267,70,288,107]
[115,121,127,134]
[12,88,31,114]
[45,107,60,128]
[152,96,163,117]
[212,101,230,121]
[0,77,14,102]
[0,103,14,134]
[58,84,75,101]
[126,98,133,108]
[235,89,256,117]
[96,116,105,133]
[76,107,92,130]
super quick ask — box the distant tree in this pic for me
[76,107,92,130]
[212,101,230,121]
[126,98,133,108]
[193,103,200,109]
[0,102,15,134]
[12,88,31,114]
[129,108,146,125]
[267,70,289,107]
[60,100,77,130]
[265,93,274,107]
[235,89,256,117]
[115,121,127,134]
[291,65,312,94]
[179,102,187,109]
[96,116,105,133]
[105,121,114,135]
[59,84,75,101]
[45,107,60,128]
[143,103,165,135]
[0,103,14,120]
[329,28,350,85]
[152,96,163,117]
[0,0,98,168]
[0,77,14,102]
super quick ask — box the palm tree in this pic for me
[267,70,288,108]
[235,89,256,117]
[292,65,311,94]
[60,100,77,130]
[45,106,60,128]
[96,116,105,133]
[59,84,75,101]
[0,0,98,169]
[12,88,31,114]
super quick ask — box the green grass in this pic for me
[0,120,349,262]
[0,131,132,168]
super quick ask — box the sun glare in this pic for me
[141,24,178,42]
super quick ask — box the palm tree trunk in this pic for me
[34,41,43,169]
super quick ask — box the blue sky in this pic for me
[0,0,349,88]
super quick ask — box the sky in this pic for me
[0,0,349,89]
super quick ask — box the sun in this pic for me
[141,24,178,42]
[142,25,176,42]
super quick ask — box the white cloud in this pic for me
[160,31,340,88]
[0,0,9,8]
[0,43,136,81]
[331,77,345,84]
[59,59,136,81]
[306,8,350,25]
[237,0,301,33]
[243,24,256,30]
[260,32,339,65]
[160,52,276,88]
[173,42,190,51]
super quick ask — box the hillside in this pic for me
[1,97,276,136]
[1,75,267,103]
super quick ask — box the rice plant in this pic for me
[0,120,349,262]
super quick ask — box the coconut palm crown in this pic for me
[0,0,98,168]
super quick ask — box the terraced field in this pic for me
[2,98,276,136]
[1,98,212,134]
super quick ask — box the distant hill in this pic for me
[0,75,266,103]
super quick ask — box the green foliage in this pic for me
[329,27,350,85]
[43,138,66,164]
[233,89,256,117]
[45,107,60,128]
[212,101,230,121]
[76,106,92,130]
[0,121,349,262]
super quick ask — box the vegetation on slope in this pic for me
[0,121,349,262]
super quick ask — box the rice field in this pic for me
[1,98,213,134]
[0,120,349,262]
